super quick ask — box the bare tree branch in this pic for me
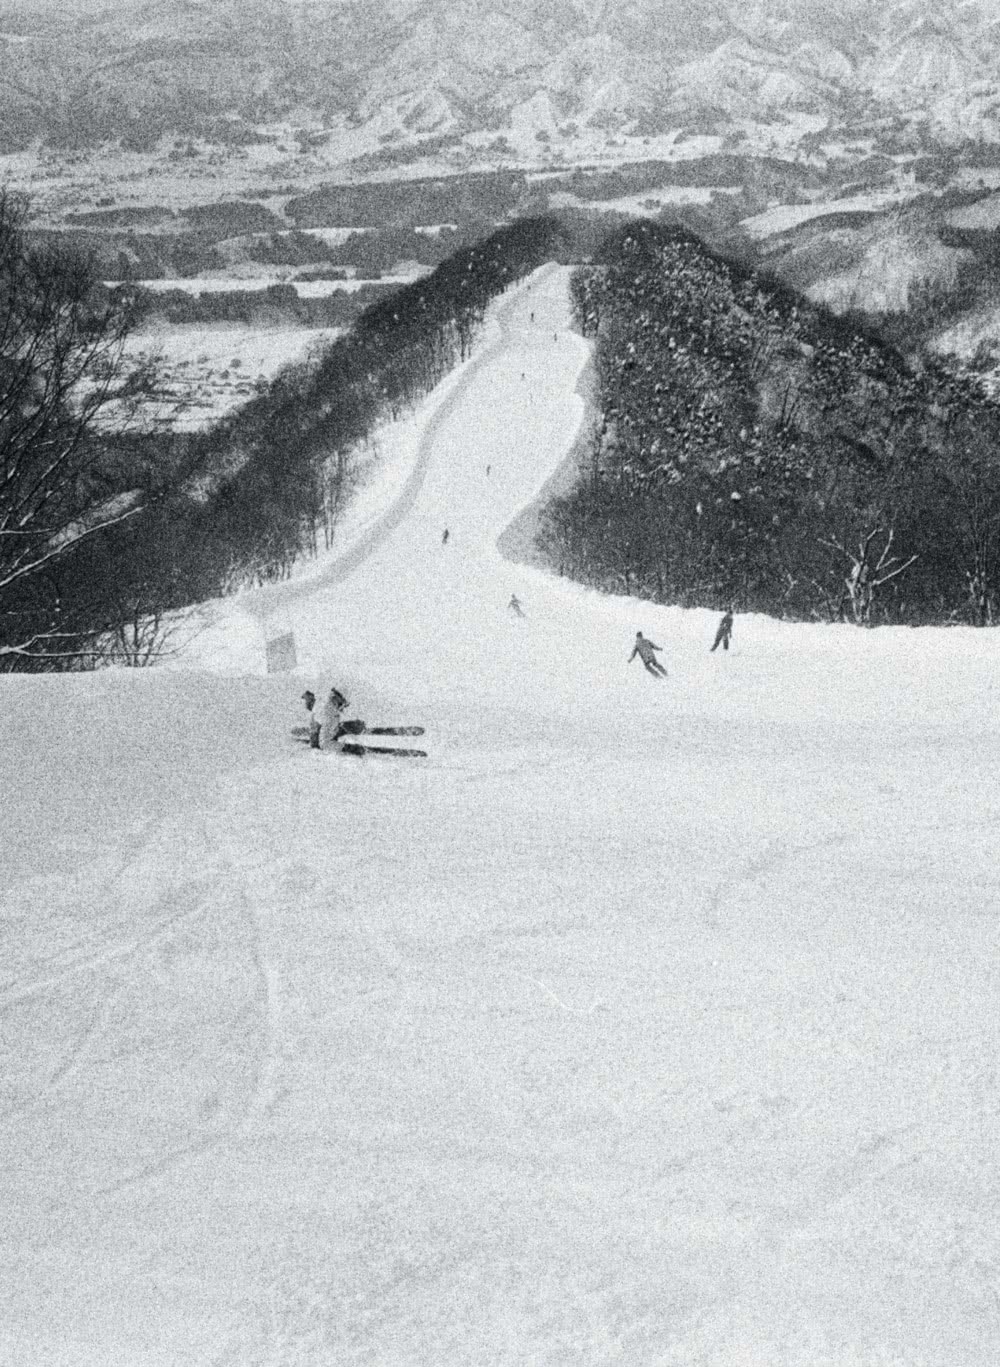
[0,190,160,665]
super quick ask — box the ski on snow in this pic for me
[291,723,425,739]
[339,741,428,759]
[349,725,424,737]
[291,723,427,758]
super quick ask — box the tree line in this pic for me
[0,203,563,668]
[43,221,489,286]
[542,219,1000,627]
[131,281,392,330]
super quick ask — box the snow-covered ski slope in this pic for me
[4,265,1000,1366]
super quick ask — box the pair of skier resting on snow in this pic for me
[301,686,349,749]
[299,687,427,758]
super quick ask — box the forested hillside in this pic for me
[2,215,562,668]
[545,221,1000,626]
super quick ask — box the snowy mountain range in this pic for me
[5,0,1000,150]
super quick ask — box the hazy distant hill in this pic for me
[4,0,1000,152]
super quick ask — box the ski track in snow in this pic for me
[1,846,208,1008]
[5,264,1000,1365]
[89,798,277,1197]
[1,800,275,1184]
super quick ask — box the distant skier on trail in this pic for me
[711,607,734,653]
[508,593,525,618]
[442,527,449,545]
[629,631,667,678]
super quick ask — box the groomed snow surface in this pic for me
[4,267,1000,1366]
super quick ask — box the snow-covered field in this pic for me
[932,308,1000,380]
[947,192,1000,231]
[4,266,1000,1366]
[134,273,423,296]
[118,267,423,428]
[548,186,719,217]
[741,187,925,239]
[0,118,827,227]
[122,325,342,429]
[805,229,970,316]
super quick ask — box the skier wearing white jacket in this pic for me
[322,686,349,746]
[301,691,322,748]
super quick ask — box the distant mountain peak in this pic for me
[3,0,1000,150]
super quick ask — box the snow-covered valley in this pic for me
[3,266,1000,1366]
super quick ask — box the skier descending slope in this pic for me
[711,607,734,653]
[629,631,668,678]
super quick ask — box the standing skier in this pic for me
[302,690,322,748]
[629,631,667,678]
[711,607,734,653]
[442,527,449,546]
[508,593,525,618]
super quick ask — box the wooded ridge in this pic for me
[542,220,1000,627]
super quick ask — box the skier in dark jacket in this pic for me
[628,631,667,677]
[711,608,734,653]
